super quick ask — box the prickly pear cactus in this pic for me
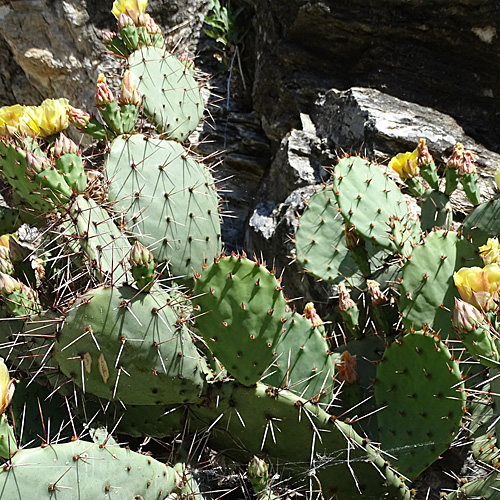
[0,436,177,499]
[374,331,465,479]
[399,230,481,333]
[192,254,288,386]
[127,46,205,141]
[54,284,207,404]
[105,134,221,282]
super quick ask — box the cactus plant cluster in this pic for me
[0,1,500,499]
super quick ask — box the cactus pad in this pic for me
[295,185,368,284]
[331,157,416,254]
[399,230,481,333]
[128,46,204,141]
[54,285,207,404]
[106,134,221,282]
[264,311,336,404]
[0,437,176,499]
[375,331,465,479]
[192,255,288,386]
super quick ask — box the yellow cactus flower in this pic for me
[479,237,500,265]
[454,263,500,310]
[0,358,14,415]
[388,149,419,180]
[495,164,500,191]
[0,99,69,138]
[26,98,70,138]
[0,104,32,137]
[112,0,148,23]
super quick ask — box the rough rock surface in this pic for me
[247,0,500,152]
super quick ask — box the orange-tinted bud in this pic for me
[303,302,324,327]
[336,351,358,384]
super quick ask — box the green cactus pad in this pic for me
[0,438,176,499]
[192,255,288,386]
[462,197,500,248]
[420,190,452,232]
[54,284,207,404]
[63,194,131,284]
[331,156,416,255]
[295,185,368,284]
[106,134,221,282]
[263,311,336,404]
[0,207,21,234]
[190,381,412,499]
[399,230,481,333]
[128,46,204,141]
[445,473,500,500]
[374,331,465,480]
[0,139,53,214]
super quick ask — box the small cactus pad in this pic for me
[192,255,288,386]
[264,311,336,404]
[64,194,131,283]
[128,46,204,141]
[331,156,416,254]
[445,473,500,500]
[106,134,221,282]
[0,438,176,499]
[54,285,207,404]
[295,185,368,284]
[462,197,500,247]
[399,230,481,333]
[374,331,465,480]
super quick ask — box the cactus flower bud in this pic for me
[338,282,356,311]
[120,70,141,105]
[248,456,269,493]
[459,151,476,176]
[452,298,484,333]
[366,279,388,306]
[117,12,134,29]
[130,240,153,267]
[417,138,433,166]
[454,264,500,311]
[67,105,91,129]
[479,238,500,266]
[95,74,115,105]
[102,30,116,42]
[0,272,20,296]
[303,302,324,327]
[335,351,358,384]
[25,151,51,177]
[53,133,79,157]
[0,358,15,416]
[140,13,161,33]
[446,143,465,170]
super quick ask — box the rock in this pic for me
[248,0,500,152]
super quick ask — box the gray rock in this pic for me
[248,0,500,152]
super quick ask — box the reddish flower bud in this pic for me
[119,70,141,105]
[67,106,91,129]
[53,133,79,157]
[95,74,115,105]
[303,302,324,327]
[417,138,433,166]
[452,298,484,333]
